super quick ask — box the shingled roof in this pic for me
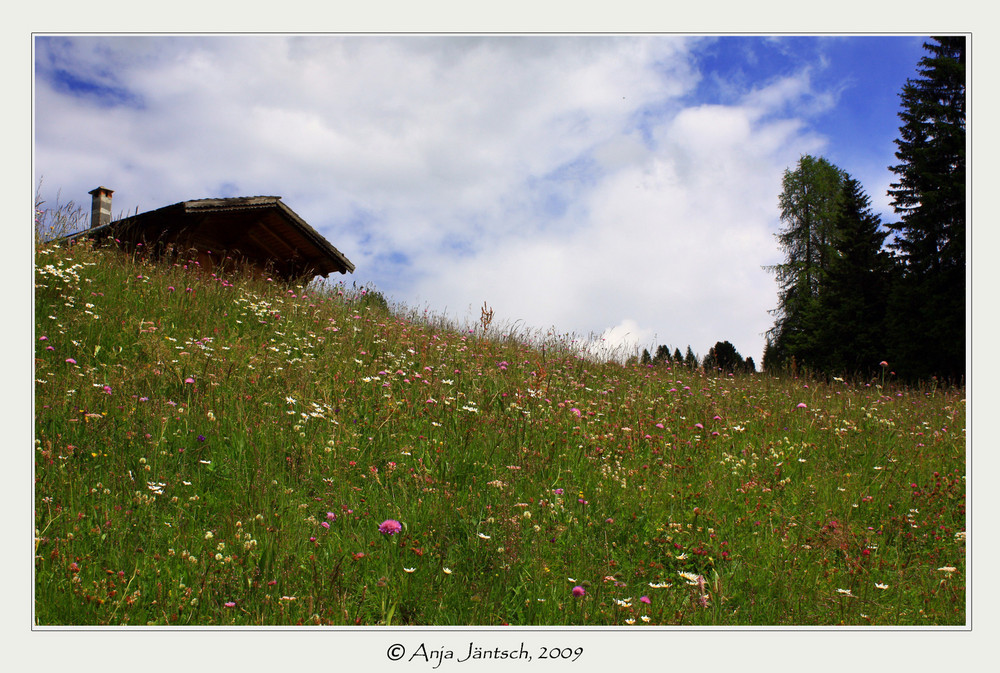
[65,191,354,281]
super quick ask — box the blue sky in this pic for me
[33,35,933,363]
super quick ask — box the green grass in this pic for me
[33,238,966,626]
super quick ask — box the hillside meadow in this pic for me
[32,239,966,626]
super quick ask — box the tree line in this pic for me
[764,36,965,383]
[635,341,756,375]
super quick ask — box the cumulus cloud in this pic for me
[34,35,854,363]
[402,69,832,361]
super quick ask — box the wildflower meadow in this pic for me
[33,234,965,626]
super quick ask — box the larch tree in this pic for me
[765,154,846,369]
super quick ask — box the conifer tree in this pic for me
[708,340,743,374]
[886,36,966,381]
[766,155,846,368]
[810,177,894,377]
[762,339,779,373]
[684,346,697,369]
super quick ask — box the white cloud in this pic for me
[588,319,657,361]
[34,35,841,364]
[405,76,825,361]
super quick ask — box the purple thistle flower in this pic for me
[378,519,402,535]
[572,585,586,597]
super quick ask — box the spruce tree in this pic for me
[886,36,966,381]
[888,37,965,275]
[709,340,743,374]
[762,339,779,373]
[813,177,894,377]
[684,346,697,369]
[727,343,743,372]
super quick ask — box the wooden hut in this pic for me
[63,187,354,281]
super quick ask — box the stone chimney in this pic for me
[88,186,114,229]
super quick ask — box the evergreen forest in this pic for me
[763,36,965,383]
